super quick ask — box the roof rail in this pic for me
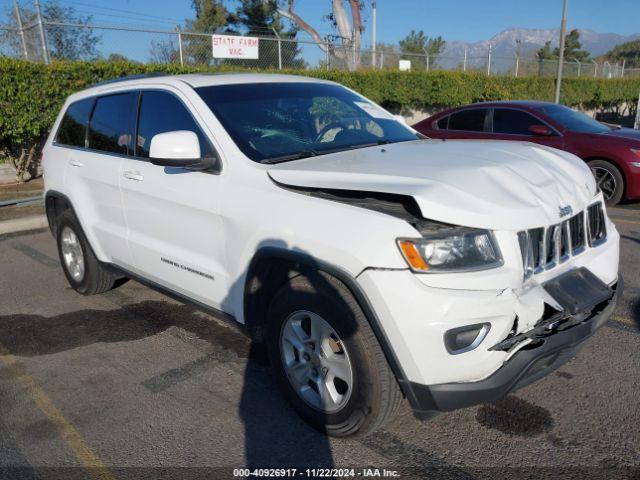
[90,72,170,88]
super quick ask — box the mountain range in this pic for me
[438,27,639,66]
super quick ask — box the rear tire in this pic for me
[266,271,403,437]
[56,210,123,295]
[588,159,624,206]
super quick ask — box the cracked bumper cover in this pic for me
[401,276,623,420]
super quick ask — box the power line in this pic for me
[64,9,180,27]
[50,0,184,24]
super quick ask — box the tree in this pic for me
[149,37,180,64]
[603,39,640,68]
[536,41,555,60]
[106,53,137,63]
[359,42,397,69]
[182,0,232,65]
[0,1,101,61]
[230,0,305,69]
[556,29,589,61]
[186,0,230,33]
[398,30,445,70]
[536,30,589,62]
[264,0,364,70]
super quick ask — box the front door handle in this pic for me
[123,170,144,182]
[68,159,84,167]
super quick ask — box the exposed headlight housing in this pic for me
[397,229,503,273]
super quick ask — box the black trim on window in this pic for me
[52,87,222,172]
[135,89,218,162]
[445,108,490,133]
[134,90,142,157]
[53,97,95,149]
[488,107,562,137]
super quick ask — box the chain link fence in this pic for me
[0,21,631,78]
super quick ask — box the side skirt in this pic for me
[103,262,246,335]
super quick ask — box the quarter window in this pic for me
[436,116,449,130]
[493,109,543,135]
[447,109,487,132]
[88,92,137,155]
[136,91,213,158]
[55,98,93,148]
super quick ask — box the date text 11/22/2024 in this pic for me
[233,468,400,477]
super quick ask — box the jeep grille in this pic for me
[518,202,606,279]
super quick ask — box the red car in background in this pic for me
[413,101,640,205]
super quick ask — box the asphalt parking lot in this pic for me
[0,206,638,480]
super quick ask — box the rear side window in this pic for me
[436,116,449,129]
[136,90,213,158]
[88,92,137,155]
[493,109,542,135]
[55,98,93,147]
[448,109,487,132]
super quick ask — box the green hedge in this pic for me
[1,57,640,180]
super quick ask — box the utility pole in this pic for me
[487,42,492,76]
[13,0,28,60]
[34,0,50,64]
[371,0,376,69]
[272,27,282,70]
[635,90,640,130]
[554,0,569,104]
[463,46,467,72]
[176,26,184,67]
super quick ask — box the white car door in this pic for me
[61,93,136,267]
[119,88,228,309]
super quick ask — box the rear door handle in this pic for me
[68,159,84,167]
[123,170,144,182]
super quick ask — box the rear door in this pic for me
[59,93,136,266]
[119,87,228,309]
[491,108,564,149]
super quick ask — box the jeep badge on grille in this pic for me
[559,205,573,218]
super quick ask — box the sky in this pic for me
[2,0,640,61]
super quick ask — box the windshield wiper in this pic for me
[260,150,318,164]
[316,139,396,156]
[260,139,406,164]
[348,139,393,150]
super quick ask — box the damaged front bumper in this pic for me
[402,276,623,419]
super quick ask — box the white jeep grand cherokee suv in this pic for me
[43,73,622,437]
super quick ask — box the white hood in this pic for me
[268,139,597,231]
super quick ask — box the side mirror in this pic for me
[149,130,218,172]
[528,124,553,136]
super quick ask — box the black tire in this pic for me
[266,271,403,437]
[588,159,625,206]
[56,210,122,295]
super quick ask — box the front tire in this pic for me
[588,159,624,206]
[266,271,403,437]
[56,210,121,295]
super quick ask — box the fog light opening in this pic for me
[444,323,491,355]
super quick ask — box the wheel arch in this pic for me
[242,247,410,391]
[45,190,76,237]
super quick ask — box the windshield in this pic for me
[195,82,418,163]
[534,104,609,134]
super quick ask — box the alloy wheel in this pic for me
[280,310,353,413]
[60,226,85,282]
[590,166,617,202]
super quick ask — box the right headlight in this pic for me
[397,229,503,273]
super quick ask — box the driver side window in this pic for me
[136,90,214,158]
[310,97,383,142]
